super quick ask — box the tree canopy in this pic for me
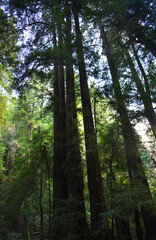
[0,0,156,240]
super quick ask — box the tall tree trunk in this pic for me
[57,23,68,200]
[65,2,89,239]
[133,209,143,240]
[53,24,68,240]
[47,167,52,240]
[39,172,44,240]
[99,23,156,240]
[93,94,97,134]
[131,45,150,94]
[124,46,156,139]
[72,6,109,240]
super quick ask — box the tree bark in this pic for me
[39,173,44,240]
[133,208,143,240]
[124,46,156,139]
[53,24,68,240]
[65,2,89,239]
[72,5,109,240]
[128,24,156,58]
[99,23,156,240]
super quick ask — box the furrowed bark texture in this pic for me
[73,5,109,240]
[53,25,68,240]
[65,2,89,239]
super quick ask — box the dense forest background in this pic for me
[0,0,156,240]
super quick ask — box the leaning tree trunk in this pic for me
[99,23,156,240]
[132,45,156,139]
[127,24,156,58]
[72,5,109,240]
[124,46,156,139]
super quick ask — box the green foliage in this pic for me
[0,8,18,66]
[0,0,155,239]
[0,94,8,126]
